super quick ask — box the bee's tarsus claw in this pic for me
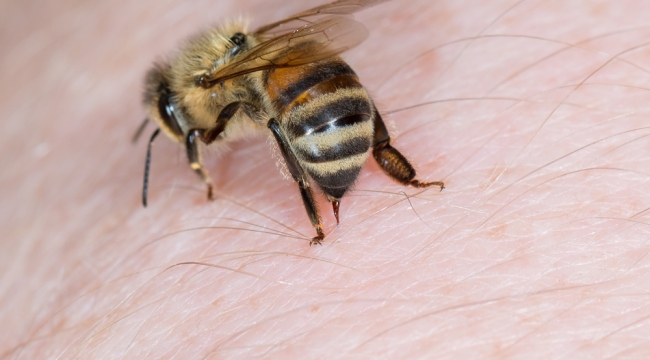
[310,228,324,246]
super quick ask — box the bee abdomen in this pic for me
[289,89,374,199]
[296,133,371,163]
[265,60,375,198]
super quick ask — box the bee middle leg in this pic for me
[186,101,260,201]
[371,106,445,190]
[268,118,324,246]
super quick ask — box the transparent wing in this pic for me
[254,0,391,38]
[199,16,368,88]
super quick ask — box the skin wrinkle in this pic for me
[377,28,650,106]
[203,297,411,356]
[330,186,446,246]
[3,0,650,359]
[382,34,647,180]
[359,280,635,355]
[189,191,312,237]
[493,124,650,202]
[473,167,649,231]
[420,0,527,99]
[525,40,650,141]
[406,97,650,256]
[494,217,625,269]
[80,261,242,355]
[488,29,650,93]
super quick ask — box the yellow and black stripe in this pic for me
[264,59,374,199]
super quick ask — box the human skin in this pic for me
[2,0,650,358]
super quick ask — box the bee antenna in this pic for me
[132,118,150,144]
[142,128,161,207]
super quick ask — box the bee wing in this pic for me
[254,0,391,38]
[199,16,368,88]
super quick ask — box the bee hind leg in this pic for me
[371,107,444,190]
[268,119,324,246]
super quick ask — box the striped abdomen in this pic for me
[265,60,373,199]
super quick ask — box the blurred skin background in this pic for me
[2,0,650,358]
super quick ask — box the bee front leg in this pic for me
[268,119,324,246]
[186,102,261,201]
[186,129,214,201]
[371,106,445,190]
[200,101,259,143]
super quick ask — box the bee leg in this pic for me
[371,107,445,190]
[186,102,261,201]
[200,101,259,143]
[268,119,324,246]
[186,129,214,201]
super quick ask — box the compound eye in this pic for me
[230,32,246,46]
[228,33,247,57]
[157,92,183,137]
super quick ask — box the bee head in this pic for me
[143,63,185,142]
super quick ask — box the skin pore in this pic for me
[2,0,650,358]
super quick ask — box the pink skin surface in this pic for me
[2,0,650,358]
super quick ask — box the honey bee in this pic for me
[140,0,444,245]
